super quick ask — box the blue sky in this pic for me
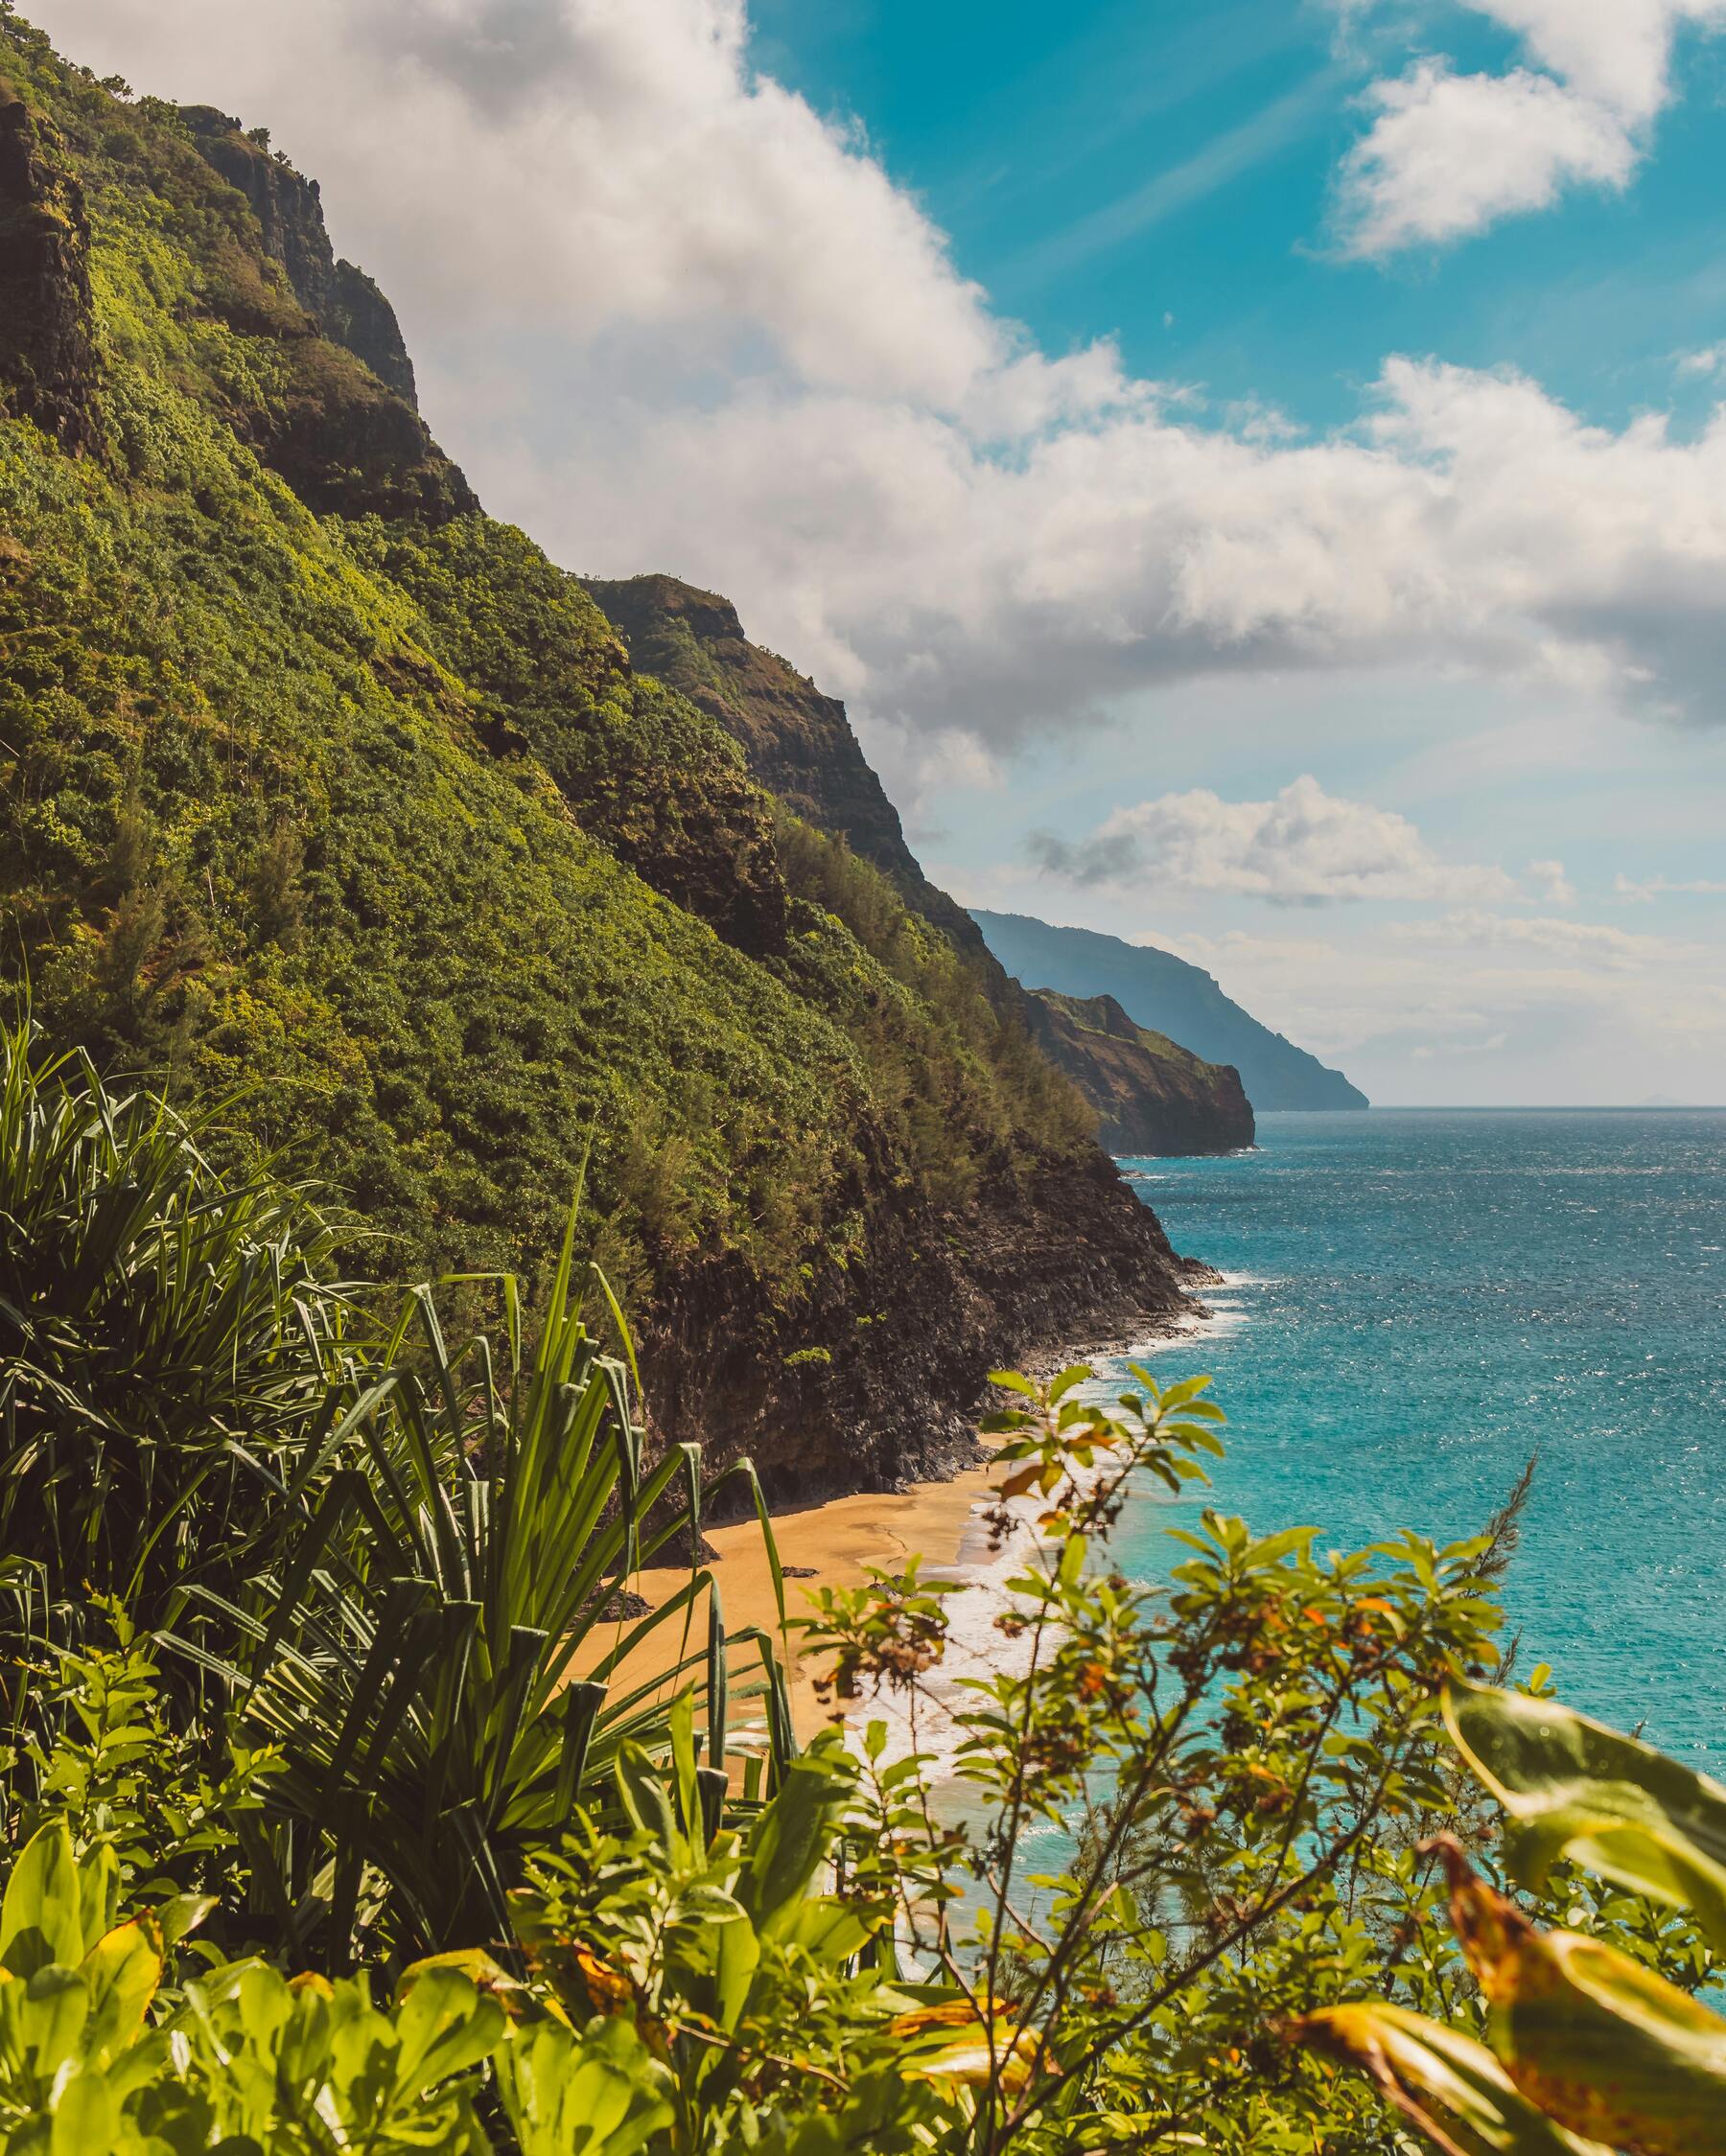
[35,0,1726,1103]
[756,0,1726,434]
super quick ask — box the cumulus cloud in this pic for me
[1027,776,1520,904]
[1333,1,1726,256]
[30,0,1726,793]
[1528,858,1575,906]
[1335,63,1635,256]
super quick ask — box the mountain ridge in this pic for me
[1025,990,1255,1155]
[972,911,1368,1113]
[0,14,1204,1496]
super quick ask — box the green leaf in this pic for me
[1437,1838,1726,2153]
[49,2069,120,2156]
[1290,2002,1613,2156]
[79,1919,162,2061]
[2,1822,84,1977]
[736,1752,850,1941]
[1447,1681,1726,1951]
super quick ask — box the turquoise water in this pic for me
[1108,1109,1726,1768]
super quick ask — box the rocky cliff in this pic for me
[581,574,985,957]
[974,911,1368,1113]
[1026,991,1254,1155]
[0,13,1206,1497]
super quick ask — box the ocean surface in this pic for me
[1106,1109,1726,1769]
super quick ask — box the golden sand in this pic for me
[600,1453,1003,1742]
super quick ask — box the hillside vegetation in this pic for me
[1025,989,1254,1155]
[973,910,1369,1112]
[0,13,1196,1489]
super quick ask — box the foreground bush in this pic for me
[4,1032,1724,2148]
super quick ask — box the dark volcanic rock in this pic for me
[0,82,100,452]
[645,1140,1212,1503]
[582,574,984,955]
[178,105,470,521]
[329,259,417,406]
[1026,990,1254,1156]
[180,106,418,406]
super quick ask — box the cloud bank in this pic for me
[1028,776,1520,905]
[28,0,1726,807]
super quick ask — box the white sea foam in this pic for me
[844,1304,1249,1779]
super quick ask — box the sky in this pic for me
[30,0,1726,1104]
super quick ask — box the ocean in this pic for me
[1107,1109,1726,1770]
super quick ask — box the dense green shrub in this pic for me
[2,1035,1721,2149]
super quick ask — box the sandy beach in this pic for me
[596,1311,1217,1746]
[619,1450,1004,1742]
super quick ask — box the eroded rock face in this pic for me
[179,107,418,407]
[0,85,100,452]
[582,573,985,954]
[1026,990,1256,1157]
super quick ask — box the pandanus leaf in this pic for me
[1434,1836,1726,2156]
[1446,1681,1726,1951]
[1289,2001,1612,2156]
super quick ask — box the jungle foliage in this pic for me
[0,3,1091,1356]
[3,1017,1724,2152]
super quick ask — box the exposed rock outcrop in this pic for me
[178,104,472,522]
[1026,990,1254,1157]
[179,106,418,406]
[582,574,985,956]
[0,81,99,452]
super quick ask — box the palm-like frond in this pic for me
[170,1211,796,1962]
[0,1015,339,1627]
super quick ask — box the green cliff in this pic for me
[1025,990,1254,1156]
[973,910,1369,1112]
[0,14,1201,1492]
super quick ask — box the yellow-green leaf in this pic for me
[1289,2001,1612,2156]
[1446,1681,1726,1951]
[1437,1837,1726,2155]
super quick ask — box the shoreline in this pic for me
[620,1291,1231,1744]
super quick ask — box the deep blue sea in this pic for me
[1106,1110,1726,1769]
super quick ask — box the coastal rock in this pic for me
[974,910,1368,1113]
[0,82,100,452]
[1026,989,1254,1156]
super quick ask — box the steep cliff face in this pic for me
[0,14,1205,1496]
[975,912,1369,1112]
[1026,991,1254,1156]
[179,106,419,406]
[582,574,984,956]
[0,79,99,452]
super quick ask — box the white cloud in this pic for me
[1335,63,1635,257]
[1676,346,1726,378]
[27,0,1726,801]
[1028,776,1520,904]
[1391,909,1694,966]
[1528,858,1575,905]
[1615,872,1726,900]
[1333,1,1726,255]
